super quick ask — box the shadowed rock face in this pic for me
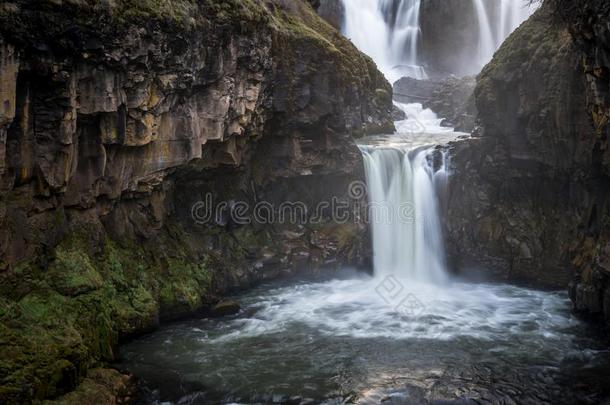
[0,0,392,401]
[0,0,392,268]
[555,0,610,325]
[445,1,610,326]
[445,5,590,288]
[313,0,345,30]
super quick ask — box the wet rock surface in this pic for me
[445,4,591,289]
[393,76,476,132]
[424,76,476,132]
[210,300,241,317]
[393,77,440,104]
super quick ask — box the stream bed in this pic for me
[119,271,610,404]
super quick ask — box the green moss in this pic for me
[159,259,212,316]
[46,368,133,405]
[114,0,198,24]
[0,226,219,402]
[48,249,104,297]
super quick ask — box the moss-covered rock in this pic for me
[45,368,135,405]
[0,226,220,402]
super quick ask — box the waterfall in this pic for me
[341,0,426,83]
[361,144,449,283]
[473,0,536,69]
[340,1,534,283]
[472,0,496,66]
[341,0,536,80]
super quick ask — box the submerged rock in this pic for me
[210,300,241,317]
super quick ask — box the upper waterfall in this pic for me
[340,0,536,80]
[473,0,536,68]
[341,0,426,83]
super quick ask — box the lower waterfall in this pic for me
[360,144,449,283]
[358,102,456,283]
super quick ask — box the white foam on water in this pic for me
[209,276,578,345]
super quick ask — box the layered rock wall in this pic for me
[0,0,392,401]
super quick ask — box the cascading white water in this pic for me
[341,0,426,83]
[358,103,458,282]
[341,0,534,282]
[472,0,497,65]
[473,0,536,68]
[499,0,534,43]
[360,144,448,283]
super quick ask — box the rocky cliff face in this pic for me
[445,0,610,324]
[311,0,344,30]
[0,0,393,401]
[554,0,610,326]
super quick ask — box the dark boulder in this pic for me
[393,77,440,104]
[210,300,241,317]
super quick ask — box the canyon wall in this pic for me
[0,0,393,401]
[445,1,610,325]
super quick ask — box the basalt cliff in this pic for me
[445,1,610,326]
[0,0,393,402]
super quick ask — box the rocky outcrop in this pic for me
[553,0,610,325]
[445,0,610,321]
[393,77,440,103]
[394,76,476,131]
[0,0,392,401]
